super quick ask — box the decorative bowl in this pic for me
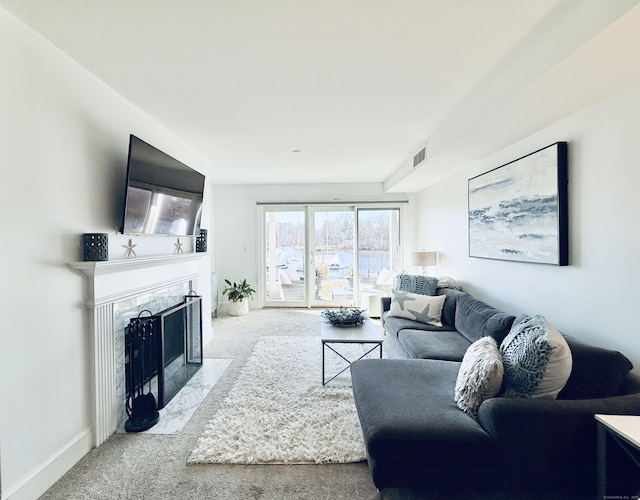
[321,307,367,326]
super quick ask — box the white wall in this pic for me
[0,9,211,499]
[212,183,413,309]
[416,83,640,369]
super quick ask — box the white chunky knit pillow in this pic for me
[455,337,504,418]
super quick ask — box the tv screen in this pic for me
[121,135,205,236]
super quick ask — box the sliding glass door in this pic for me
[357,208,400,292]
[264,210,306,304]
[311,208,355,306]
[263,205,401,307]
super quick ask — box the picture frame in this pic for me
[468,142,568,266]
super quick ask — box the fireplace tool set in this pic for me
[124,311,160,432]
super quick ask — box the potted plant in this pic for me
[222,278,256,316]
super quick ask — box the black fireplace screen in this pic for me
[125,294,203,410]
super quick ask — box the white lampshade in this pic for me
[412,250,437,267]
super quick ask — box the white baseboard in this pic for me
[3,429,93,500]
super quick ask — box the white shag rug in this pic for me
[188,335,377,465]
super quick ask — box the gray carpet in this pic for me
[40,309,568,500]
[40,309,380,500]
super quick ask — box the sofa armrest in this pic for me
[381,296,391,315]
[379,296,391,328]
[476,394,640,493]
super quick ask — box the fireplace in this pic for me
[125,295,202,418]
[69,253,210,446]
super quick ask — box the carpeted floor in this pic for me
[40,308,565,500]
[40,309,381,500]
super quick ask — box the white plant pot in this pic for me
[228,298,249,316]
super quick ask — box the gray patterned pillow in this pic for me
[394,274,438,295]
[499,315,572,399]
[454,337,504,418]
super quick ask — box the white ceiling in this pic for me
[2,0,639,190]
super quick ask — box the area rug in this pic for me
[188,335,378,465]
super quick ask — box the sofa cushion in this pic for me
[455,337,504,417]
[383,313,455,336]
[397,329,471,361]
[500,315,572,399]
[394,274,438,295]
[454,293,516,344]
[559,335,633,399]
[351,358,496,466]
[438,288,464,328]
[389,290,445,326]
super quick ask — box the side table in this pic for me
[595,414,640,499]
[360,290,389,318]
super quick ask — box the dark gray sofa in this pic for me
[351,287,640,496]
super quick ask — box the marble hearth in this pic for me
[69,253,209,447]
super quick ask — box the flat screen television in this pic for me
[121,135,205,236]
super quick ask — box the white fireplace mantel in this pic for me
[69,253,206,306]
[69,252,208,446]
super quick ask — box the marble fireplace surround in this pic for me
[69,253,207,447]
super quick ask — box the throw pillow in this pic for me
[454,337,504,418]
[394,274,438,296]
[436,276,463,291]
[500,315,573,399]
[388,289,445,326]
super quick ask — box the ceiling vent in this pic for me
[413,147,426,167]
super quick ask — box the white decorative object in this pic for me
[228,297,249,316]
[122,238,137,258]
[222,279,255,315]
[455,337,504,417]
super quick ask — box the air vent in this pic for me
[413,147,426,167]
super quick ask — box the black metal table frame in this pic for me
[597,419,640,499]
[322,340,382,385]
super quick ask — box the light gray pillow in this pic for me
[500,314,572,399]
[454,337,504,418]
[388,289,445,326]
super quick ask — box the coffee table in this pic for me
[321,320,383,385]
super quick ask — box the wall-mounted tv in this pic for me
[121,135,205,236]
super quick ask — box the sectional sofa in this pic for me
[350,280,640,497]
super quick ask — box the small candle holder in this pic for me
[196,229,208,253]
[82,233,108,261]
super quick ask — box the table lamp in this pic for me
[412,250,437,275]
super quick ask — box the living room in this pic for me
[2,1,640,499]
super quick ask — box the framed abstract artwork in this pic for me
[468,142,568,266]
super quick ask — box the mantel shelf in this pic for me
[68,252,209,277]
